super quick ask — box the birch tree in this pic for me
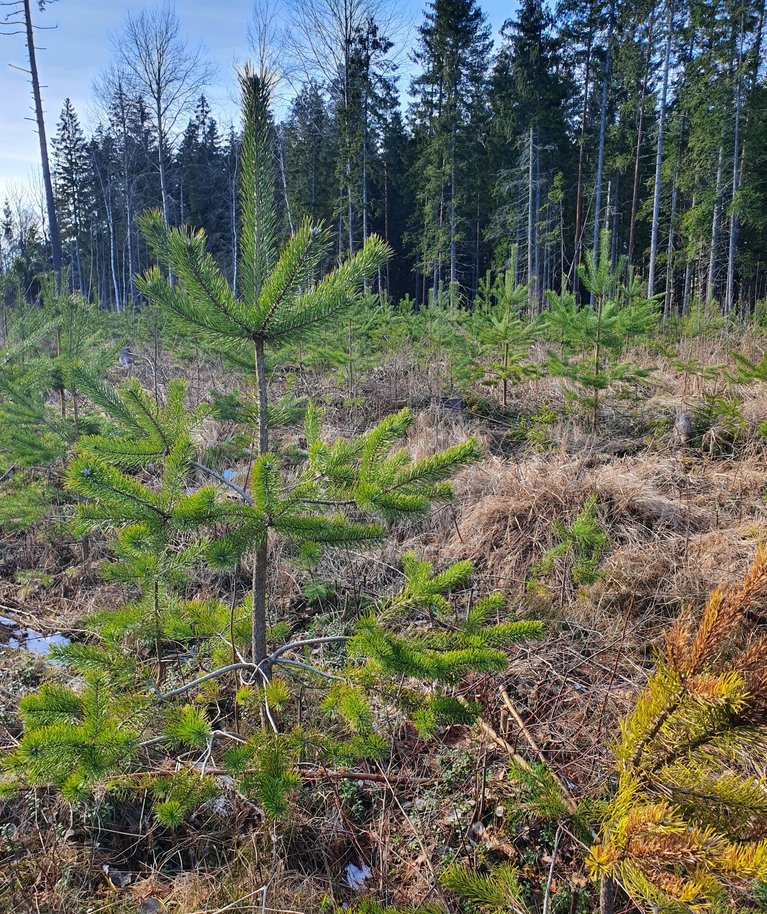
[111,3,213,225]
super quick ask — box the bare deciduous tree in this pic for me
[112,2,214,224]
[281,0,402,254]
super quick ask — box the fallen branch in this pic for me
[500,687,577,814]
[156,636,351,701]
[193,461,254,504]
[118,764,429,786]
[157,662,257,701]
[459,696,577,816]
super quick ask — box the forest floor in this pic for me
[2,327,767,913]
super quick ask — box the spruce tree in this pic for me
[489,0,574,293]
[282,81,338,228]
[409,0,492,297]
[135,66,394,665]
[52,99,91,296]
[175,96,230,266]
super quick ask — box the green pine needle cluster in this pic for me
[529,495,609,595]
[347,553,544,735]
[441,862,525,913]
[6,677,138,801]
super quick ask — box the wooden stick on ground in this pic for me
[499,687,578,814]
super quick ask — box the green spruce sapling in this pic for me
[136,67,391,665]
[543,231,658,429]
[464,250,538,407]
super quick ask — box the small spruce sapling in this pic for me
[542,231,658,429]
[463,251,538,407]
[528,495,609,605]
[136,66,390,665]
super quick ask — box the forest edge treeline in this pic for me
[2,0,767,317]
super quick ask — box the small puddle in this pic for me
[0,617,70,660]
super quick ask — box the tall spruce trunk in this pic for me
[252,337,269,667]
[528,127,535,288]
[707,147,724,304]
[22,0,62,292]
[592,0,615,265]
[362,88,369,245]
[573,26,594,290]
[627,9,655,269]
[647,0,674,296]
[116,87,138,306]
[725,16,744,314]
[449,111,457,287]
[383,157,391,295]
[533,135,541,310]
[664,121,683,319]
[106,186,121,310]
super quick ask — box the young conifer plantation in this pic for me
[2,1,767,913]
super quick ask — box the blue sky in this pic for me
[0,0,512,200]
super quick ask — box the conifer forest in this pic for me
[4,0,767,911]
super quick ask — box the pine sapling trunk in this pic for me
[71,381,80,436]
[347,317,354,397]
[592,294,603,432]
[599,875,615,914]
[153,579,163,685]
[56,328,66,420]
[502,341,509,408]
[252,336,269,668]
